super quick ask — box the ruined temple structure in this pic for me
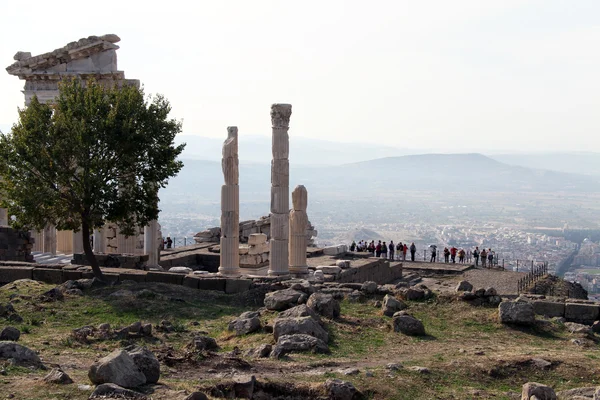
[6,34,139,106]
[6,34,162,265]
[289,185,309,277]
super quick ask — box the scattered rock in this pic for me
[404,288,426,301]
[233,374,256,399]
[65,289,83,296]
[498,301,535,325]
[278,304,322,324]
[270,334,329,358]
[339,368,360,376]
[382,294,407,317]
[273,317,329,343]
[393,312,426,336]
[89,383,146,399]
[88,349,146,388]
[169,267,193,274]
[365,371,374,377]
[346,290,365,303]
[306,293,340,319]
[361,281,378,294]
[189,335,219,352]
[530,358,552,369]
[228,317,262,336]
[324,378,360,400]
[456,281,473,292]
[484,287,497,297]
[246,344,272,358]
[127,347,160,384]
[407,366,430,374]
[39,287,64,302]
[0,341,42,367]
[0,327,20,342]
[555,387,596,399]
[386,363,403,371]
[565,322,592,335]
[43,368,73,384]
[592,321,600,333]
[521,382,556,400]
[374,300,382,308]
[264,289,306,311]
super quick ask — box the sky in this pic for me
[1,0,599,153]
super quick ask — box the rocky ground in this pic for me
[0,271,598,399]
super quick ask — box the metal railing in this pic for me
[162,237,195,249]
[517,262,549,294]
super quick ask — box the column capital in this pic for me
[270,104,292,128]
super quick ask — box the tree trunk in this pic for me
[81,219,105,281]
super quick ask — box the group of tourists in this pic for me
[350,240,497,267]
[351,240,418,261]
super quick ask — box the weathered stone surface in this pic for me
[0,341,42,366]
[316,265,342,275]
[324,379,360,400]
[306,293,340,319]
[43,368,73,384]
[189,336,219,352]
[228,317,262,336]
[233,374,256,399]
[90,383,146,399]
[521,382,556,400]
[404,287,426,301]
[393,312,426,336]
[361,281,378,294]
[271,334,329,358]
[168,267,192,274]
[484,287,497,297]
[456,280,473,292]
[532,301,565,318]
[565,303,600,324]
[246,344,272,358]
[0,327,20,341]
[88,349,146,388]
[264,289,305,311]
[564,322,592,335]
[499,301,535,325]
[273,316,329,343]
[382,294,407,317]
[556,387,596,399]
[184,392,209,400]
[128,346,160,384]
[278,304,322,324]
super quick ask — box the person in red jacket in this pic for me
[450,246,458,263]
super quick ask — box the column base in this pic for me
[289,266,309,278]
[218,266,242,277]
[267,270,290,278]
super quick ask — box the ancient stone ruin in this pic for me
[219,127,241,277]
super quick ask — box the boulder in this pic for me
[393,312,426,336]
[0,327,20,341]
[361,281,378,294]
[404,288,425,301]
[521,382,556,400]
[127,347,160,384]
[228,317,262,336]
[43,368,73,384]
[273,316,329,343]
[484,287,497,297]
[306,293,340,319]
[316,265,342,275]
[382,294,407,317]
[324,379,360,400]
[89,383,146,399]
[0,341,42,367]
[564,322,592,335]
[271,334,329,358]
[189,335,219,352]
[88,349,146,388]
[264,289,305,311]
[246,344,272,358]
[592,321,600,333]
[499,301,535,325]
[233,374,256,399]
[168,267,193,274]
[184,393,209,400]
[456,281,473,292]
[556,387,596,399]
[278,304,322,324]
[336,260,351,269]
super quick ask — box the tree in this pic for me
[0,78,185,281]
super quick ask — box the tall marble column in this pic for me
[268,104,292,277]
[218,127,241,276]
[43,224,57,255]
[144,220,160,268]
[93,227,106,253]
[72,229,84,255]
[289,185,308,276]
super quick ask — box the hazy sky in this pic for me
[1,0,599,153]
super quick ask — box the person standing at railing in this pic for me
[473,247,480,266]
[166,236,173,249]
[481,248,487,267]
[410,242,416,261]
[382,241,388,259]
[458,248,465,263]
[388,241,395,260]
[450,246,457,263]
[430,245,437,262]
[487,249,494,267]
[443,247,450,263]
[403,243,408,261]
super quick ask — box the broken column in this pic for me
[268,104,292,277]
[93,227,106,253]
[289,185,309,276]
[144,219,160,268]
[218,127,241,276]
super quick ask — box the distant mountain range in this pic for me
[491,153,600,176]
[159,153,600,206]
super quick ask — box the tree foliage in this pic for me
[0,78,185,279]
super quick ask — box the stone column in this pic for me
[268,104,292,277]
[144,220,160,268]
[93,227,106,253]
[43,224,57,255]
[72,229,84,255]
[218,126,241,277]
[289,185,309,276]
[0,208,8,226]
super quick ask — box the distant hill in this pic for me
[491,152,600,176]
[174,134,427,165]
[159,153,600,206]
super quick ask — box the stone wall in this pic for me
[194,215,317,246]
[0,227,34,262]
[71,253,149,269]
